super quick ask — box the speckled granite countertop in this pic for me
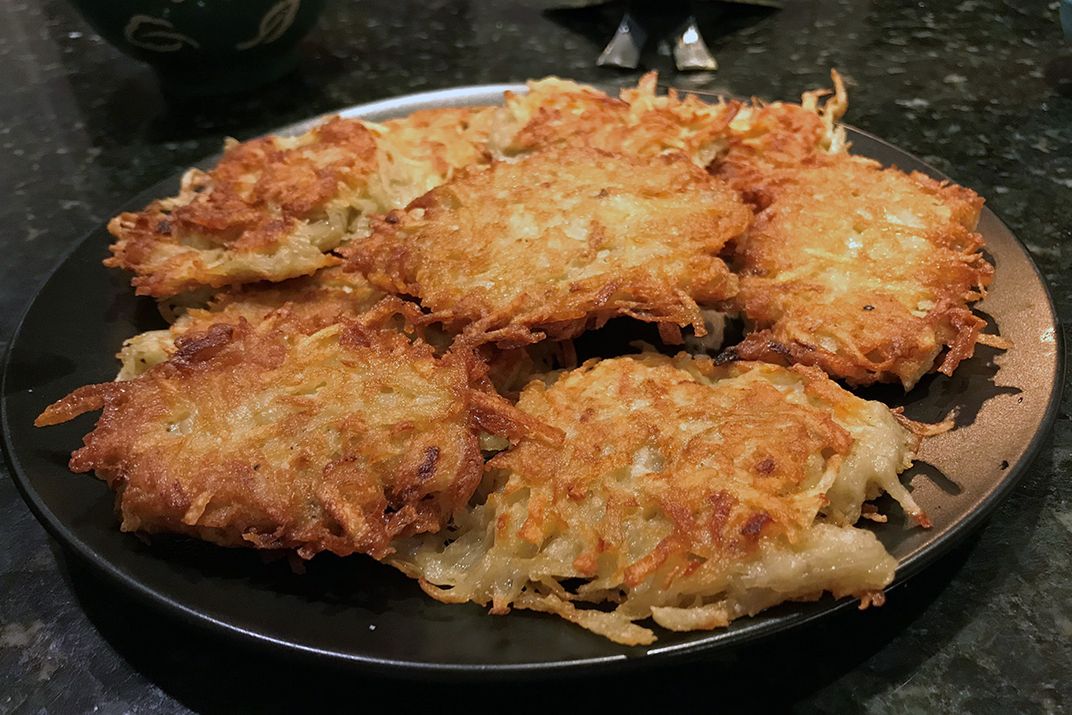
[1,0,1069,712]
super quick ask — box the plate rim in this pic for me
[2,83,1065,678]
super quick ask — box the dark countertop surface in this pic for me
[1,0,1070,712]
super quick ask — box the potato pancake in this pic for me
[36,309,540,560]
[706,72,995,388]
[116,265,385,380]
[350,147,750,346]
[489,73,739,166]
[107,117,380,298]
[715,71,848,206]
[371,106,495,207]
[391,354,921,645]
[721,155,992,389]
[108,108,494,298]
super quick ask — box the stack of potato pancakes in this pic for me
[37,73,998,645]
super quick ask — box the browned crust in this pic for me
[107,117,378,298]
[36,309,534,560]
[349,146,749,348]
[113,266,391,381]
[495,73,740,163]
[500,357,862,556]
[724,300,987,387]
[180,265,387,336]
[717,155,994,389]
[378,106,495,174]
[394,354,910,645]
[717,105,834,208]
[497,81,631,155]
[715,70,848,207]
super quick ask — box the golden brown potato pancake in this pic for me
[108,109,495,298]
[489,74,739,166]
[107,117,381,298]
[720,155,992,389]
[36,308,542,560]
[115,263,551,395]
[715,72,848,205]
[115,265,385,380]
[704,71,995,388]
[392,354,921,645]
[350,147,751,346]
[371,106,495,206]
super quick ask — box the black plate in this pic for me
[2,85,1063,677]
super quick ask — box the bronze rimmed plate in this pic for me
[1,85,1063,677]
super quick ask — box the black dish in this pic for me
[2,85,1063,677]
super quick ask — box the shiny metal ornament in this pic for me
[672,15,717,71]
[597,12,647,68]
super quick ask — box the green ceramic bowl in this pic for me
[68,0,327,95]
